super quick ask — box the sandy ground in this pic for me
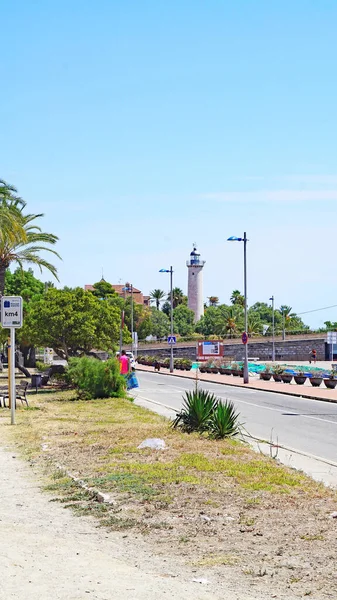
[0,442,292,600]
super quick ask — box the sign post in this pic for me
[241,332,248,345]
[327,332,337,362]
[1,297,23,425]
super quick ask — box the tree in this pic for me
[3,268,45,366]
[247,311,263,336]
[149,289,166,309]
[170,287,186,309]
[230,290,245,307]
[23,287,122,360]
[146,307,170,339]
[173,305,195,336]
[208,296,219,306]
[5,267,44,301]
[161,300,171,317]
[91,280,118,300]
[0,182,60,294]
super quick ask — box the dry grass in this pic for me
[1,389,337,598]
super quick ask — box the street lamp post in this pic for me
[269,295,275,361]
[159,266,174,373]
[228,233,249,384]
[122,284,134,355]
[119,285,127,355]
[282,308,286,341]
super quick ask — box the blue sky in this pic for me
[1,1,337,327]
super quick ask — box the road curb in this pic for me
[136,367,337,404]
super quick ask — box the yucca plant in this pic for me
[172,389,218,433]
[209,399,241,439]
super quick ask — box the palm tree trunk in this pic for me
[0,265,6,296]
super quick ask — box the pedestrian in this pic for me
[309,349,317,364]
[119,350,130,376]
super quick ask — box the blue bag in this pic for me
[127,372,139,390]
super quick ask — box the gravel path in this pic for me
[0,444,226,600]
[1,440,309,600]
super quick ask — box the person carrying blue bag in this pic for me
[127,368,139,390]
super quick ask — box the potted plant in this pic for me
[210,359,221,374]
[323,372,337,389]
[199,362,207,373]
[294,371,307,385]
[272,364,283,382]
[309,373,323,387]
[231,362,240,376]
[204,359,214,373]
[281,370,293,384]
[219,362,231,375]
[260,364,272,381]
[182,359,192,371]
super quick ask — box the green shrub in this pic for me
[209,400,241,439]
[172,389,241,439]
[35,361,51,372]
[67,356,126,400]
[172,389,218,433]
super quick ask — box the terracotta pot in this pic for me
[199,367,207,373]
[324,379,337,389]
[273,374,282,382]
[309,377,323,387]
[232,369,240,377]
[260,372,272,381]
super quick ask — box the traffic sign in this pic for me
[167,335,176,345]
[241,331,248,345]
[327,332,337,344]
[1,296,23,328]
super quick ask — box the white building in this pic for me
[187,246,205,322]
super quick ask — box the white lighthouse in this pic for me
[187,246,205,322]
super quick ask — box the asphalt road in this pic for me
[134,371,337,465]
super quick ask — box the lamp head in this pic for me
[227,236,243,242]
[159,269,170,273]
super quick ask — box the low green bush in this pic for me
[172,389,241,439]
[35,361,51,372]
[67,356,126,400]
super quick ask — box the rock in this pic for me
[330,511,337,519]
[192,578,209,585]
[200,514,211,522]
[138,438,166,450]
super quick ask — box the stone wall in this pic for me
[136,338,328,362]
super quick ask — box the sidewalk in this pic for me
[136,364,337,403]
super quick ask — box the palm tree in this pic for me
[171,287,185,309]
[230,289,245,307]
[0,180,27,244]
[149,289,166,309]
[0,206,60,295]
[208,296,219,306]
[278,305,296,340]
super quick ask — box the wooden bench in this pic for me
[0,381,29,408]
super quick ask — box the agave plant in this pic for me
[209,399,241,439]
[172,389,218,433]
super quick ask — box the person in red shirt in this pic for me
[309,349,317,364]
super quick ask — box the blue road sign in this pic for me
[167,335,176,345]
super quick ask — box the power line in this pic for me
[297,304,337,316]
